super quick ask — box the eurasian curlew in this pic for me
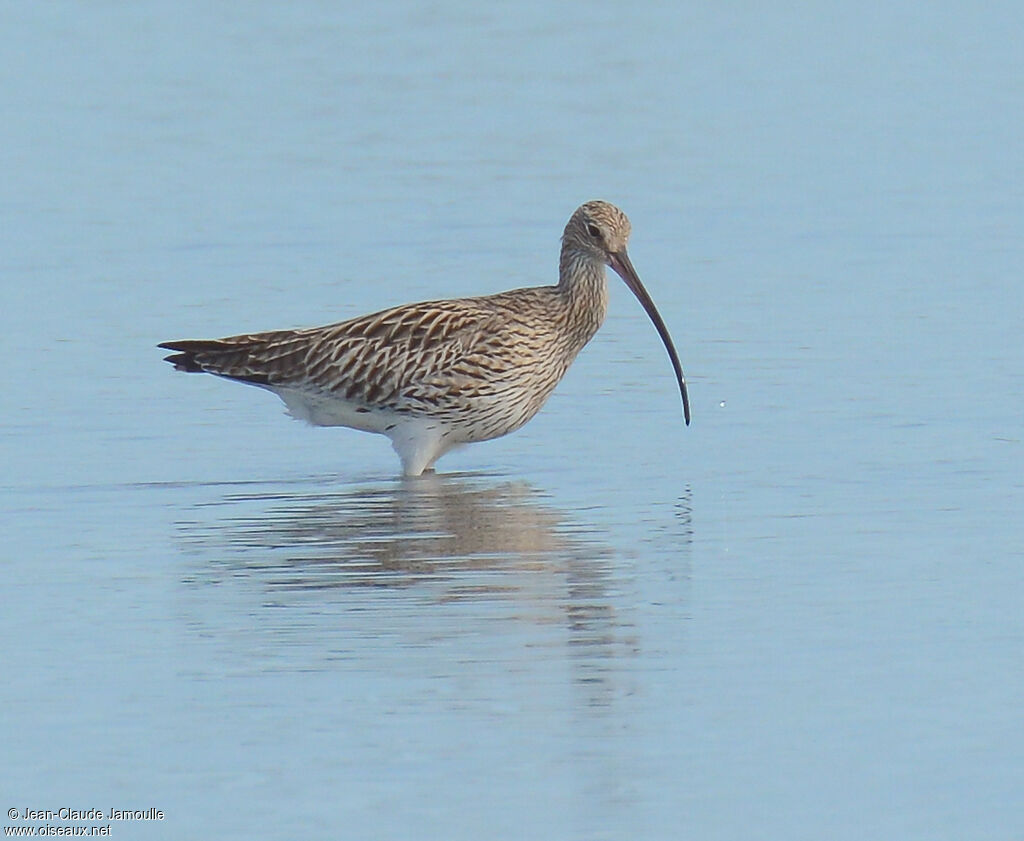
[159,201,690,475]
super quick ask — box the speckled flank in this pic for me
[160,201,689,475]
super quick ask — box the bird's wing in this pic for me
[160,297,508,410]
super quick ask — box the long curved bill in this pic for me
[609,249,691,426]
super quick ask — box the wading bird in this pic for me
[160,200,689,475]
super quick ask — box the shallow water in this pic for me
[3,2,1023,839]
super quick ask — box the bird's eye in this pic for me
[586,223,601,239]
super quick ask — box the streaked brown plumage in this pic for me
[160,200,689,475]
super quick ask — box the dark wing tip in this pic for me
[158,340,273,386]
[158,339,221,373]
[161,350,204,372]
[158,339,220,352]
[158,340,213,373]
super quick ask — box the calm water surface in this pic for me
[3,2,1023,839]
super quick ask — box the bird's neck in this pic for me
[557,247,609,349]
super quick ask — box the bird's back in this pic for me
[160,285,585,441]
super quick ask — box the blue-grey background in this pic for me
[2,2,1022,839]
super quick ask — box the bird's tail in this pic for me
[158,338,275,386]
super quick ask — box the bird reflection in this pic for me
[177,473,637,702]
[184,474,594,587]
